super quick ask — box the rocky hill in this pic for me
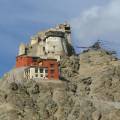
[1,48,120,120]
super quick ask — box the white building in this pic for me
[24,66,48,80]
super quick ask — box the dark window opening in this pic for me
[65,26,70,30]
[32,57,39,62]
[35,74,38,77]
[25,48,28,55]
[35,68,38,73]
[40,74,43,77]
[40,68,43,73]
[43,47,45,51]
[45,69,48,73]
[50,64,54,68]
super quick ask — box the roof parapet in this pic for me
[45,30,65,38]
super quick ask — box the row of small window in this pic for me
[35,68,55,73]
[25,68,55,75]
[25,74,54,79]
[35,74,47,78]
[35,68,48,73]
[35,74,55,79]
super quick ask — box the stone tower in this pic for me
[18,43,26,56]
[45,31,68,55]
[56,23,72,44]
[30,36,39,45]
[45,30,68,61]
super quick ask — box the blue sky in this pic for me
[0,0,120,77]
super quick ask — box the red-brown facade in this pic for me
[16,55,59,80]
[16,55,33,68]
[42,60,59,80]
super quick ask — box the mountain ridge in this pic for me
[1,48,120,120]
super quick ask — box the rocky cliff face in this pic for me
[1,49,120,120]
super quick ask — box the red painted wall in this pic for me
[42,60,59,80]
[16,56,59,80]
[16,55,33,68]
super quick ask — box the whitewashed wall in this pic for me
[46,37,65,55]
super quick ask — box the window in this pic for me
[35,74,38,78]
[51,70,54,74]
[33,57,38,62]
[65,26,70,30]
[40,68,43,73]
[35,68,38,73]
[40,74,43,77]
[45,69,48,73]
[50,64,54,68]
[25,48,28,55]
[43,47,45,51]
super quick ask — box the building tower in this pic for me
[18,43,26,56]
[30,36,39,45]
[57,23,72,44]
[45,31,68,60]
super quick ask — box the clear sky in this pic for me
[0,0,120,77]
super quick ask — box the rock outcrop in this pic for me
[1,49,120,120]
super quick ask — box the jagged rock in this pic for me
[10,82,18,91]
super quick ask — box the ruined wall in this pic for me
[27,44,45,57]
[19,43,26,56]
[18,23,74,61]
[45,37,67,55]
[30,36,39,45]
